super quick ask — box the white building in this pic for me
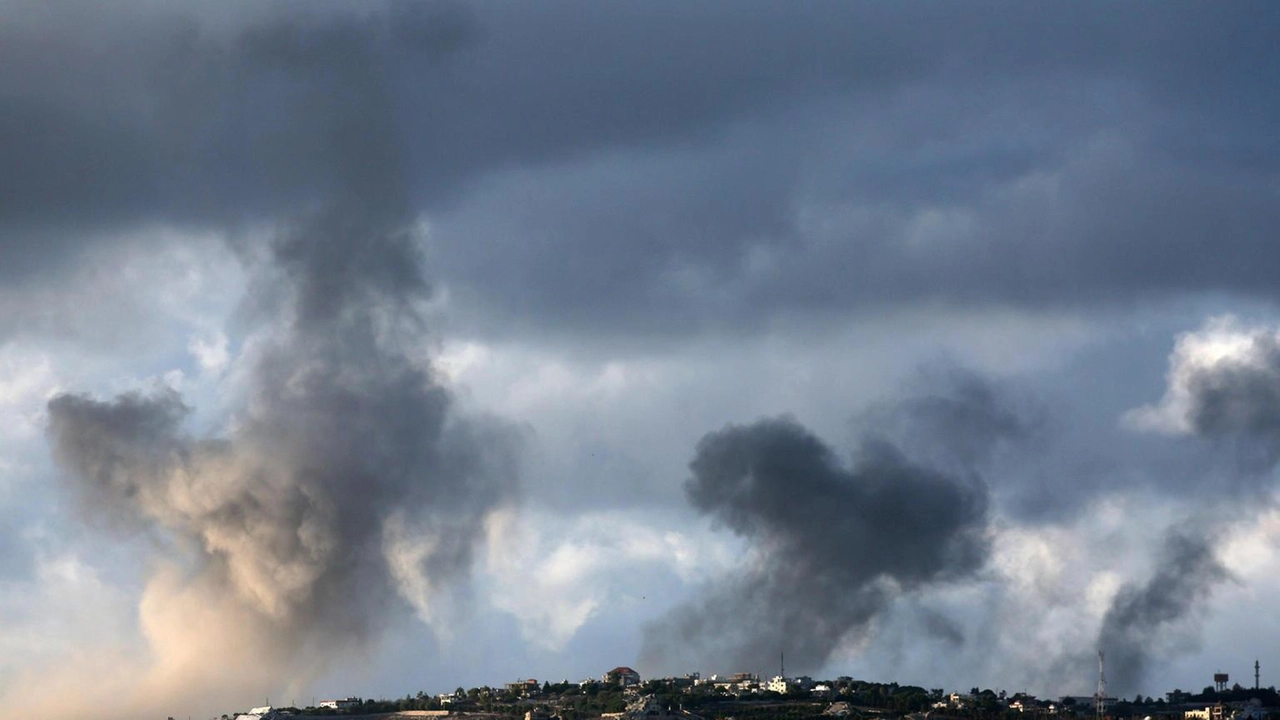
[767,676,813,694]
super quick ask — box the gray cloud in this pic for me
[640,414,991,676]
[5,1,1280,342]
[1098,531,1230,698]
[858,367,1037,475]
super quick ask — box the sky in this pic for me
[3,1,1280,717]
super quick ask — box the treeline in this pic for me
[249,678,1280,720]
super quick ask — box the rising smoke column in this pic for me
[1104,316,1280,696]
[1097,531,1230,698]
[641,410,995,676]
[46,207,520,644]
[42,222,519,711]
[31,9,519,719]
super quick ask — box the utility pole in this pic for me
[1256,660,1261,691]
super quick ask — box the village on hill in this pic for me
[222,664,1280,720]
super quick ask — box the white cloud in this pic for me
[1123,315,1274,434]
[189,330,230,374]
[482,507,740,651]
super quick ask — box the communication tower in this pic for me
[1097,651,1106,720]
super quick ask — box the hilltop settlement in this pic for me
[220,665,1280,720]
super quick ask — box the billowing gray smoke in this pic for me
[39,9,520,713]
[861,367,1034,475]
[1183,330,1280,474]
[641,413,993,675]
[1098,531,1230,697]
[45,214,518,640]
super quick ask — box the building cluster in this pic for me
[226,661,1280,720]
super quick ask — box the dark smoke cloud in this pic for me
[1098,531,1230,697]
[1183,331,1280,473]
[45,204,521,657]
[640,415,991,676]
[36,7,520,714]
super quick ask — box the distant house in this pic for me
[235,707,279,720]
[1185,705,1226,720]
[318,698,360,710]
[507,679,542,695]
[606,667,642,687]
[767,676,813,695]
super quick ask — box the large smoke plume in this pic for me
[641,394,1005,675]
[1098,531,1230,697]
[24,9,519,719]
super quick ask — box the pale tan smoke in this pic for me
[33,252,518,719]
[4,565,323,719]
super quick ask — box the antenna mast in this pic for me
[1096,651,1106,720]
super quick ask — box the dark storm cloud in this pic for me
[423,2,1280,339]
[5,1,1280,341]
[640,415,991,675]
[1099,531,1230,698]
